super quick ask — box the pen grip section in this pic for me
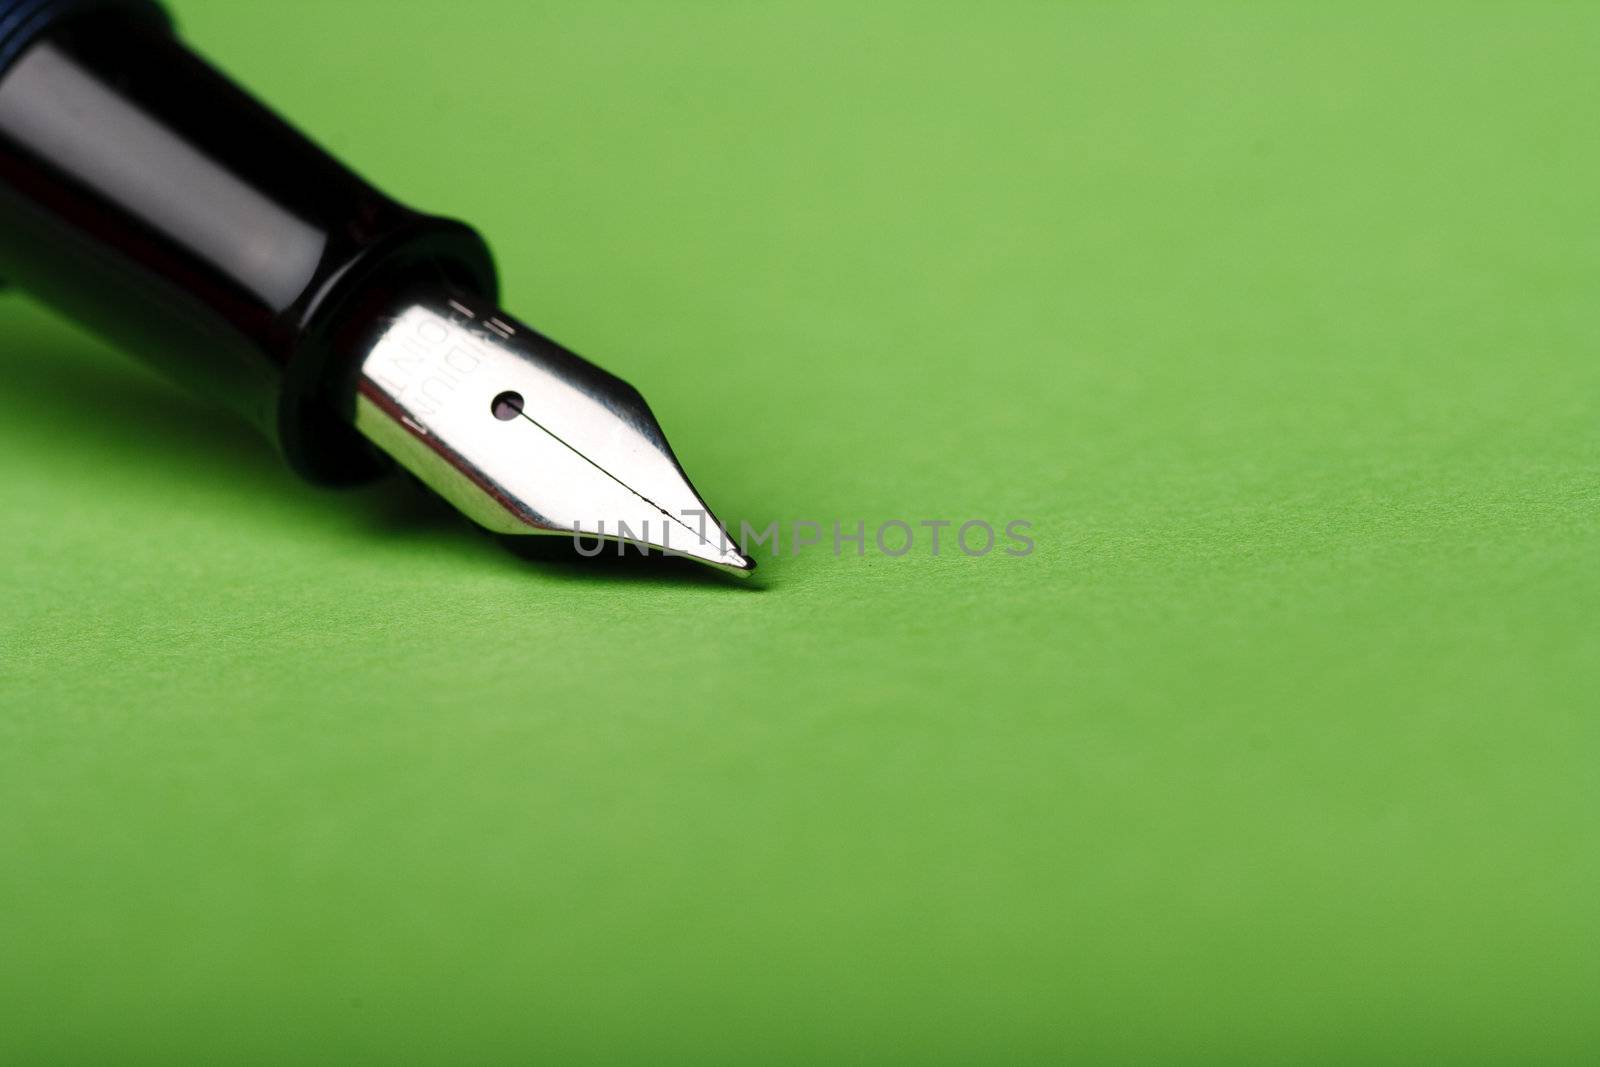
[0,5,496,481]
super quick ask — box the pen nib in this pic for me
[351,290,754,576]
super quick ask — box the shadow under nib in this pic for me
[350,288,754,576]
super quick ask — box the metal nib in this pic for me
[350,288,754,575]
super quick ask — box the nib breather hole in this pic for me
[491,391,525,421]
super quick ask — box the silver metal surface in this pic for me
[352,289,754,574]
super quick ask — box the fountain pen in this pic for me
[0,0,754,574]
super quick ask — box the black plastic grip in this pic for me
[0,0,166,301]
[0,2,498,481]
[0,0,165,75]
[0,2,169,294]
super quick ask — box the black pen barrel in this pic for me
[0,0,497,481]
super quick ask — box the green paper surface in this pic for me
[2,1,1596,1061]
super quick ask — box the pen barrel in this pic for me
[0,0,498,481]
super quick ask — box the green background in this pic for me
[2,1,1596,1061]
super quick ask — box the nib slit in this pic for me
[514,409,719,549]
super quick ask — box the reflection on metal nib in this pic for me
[352,289,753,575]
